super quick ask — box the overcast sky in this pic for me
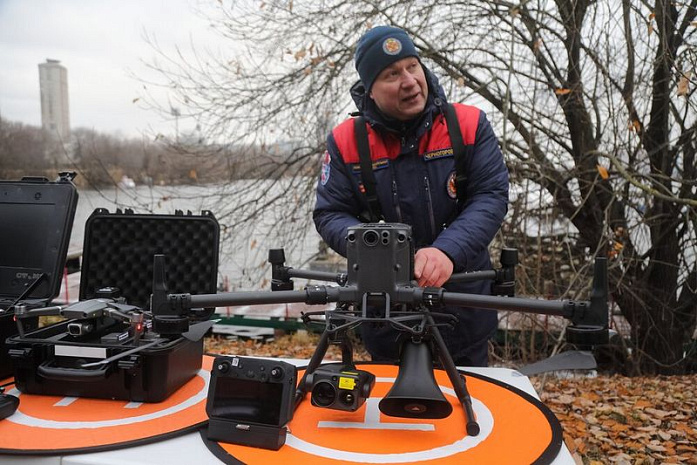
[0,0,225,139]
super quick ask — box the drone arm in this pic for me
[166,285,348,312]
[104,306,142,324]
[13,304,65,319]
[423,256,609,345]
[173,290,309,310]
[286,268,348,286]
[440,292,576,317]
[447,270,497,284]
[269,248,347,289]
[447,248,517,291]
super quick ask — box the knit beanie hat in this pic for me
[354,26,419,92]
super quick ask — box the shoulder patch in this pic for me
[320,150,331,185]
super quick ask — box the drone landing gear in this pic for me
[294,310,481,436]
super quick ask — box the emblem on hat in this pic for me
[382,37,402,55]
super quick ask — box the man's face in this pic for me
[369,57,428,121]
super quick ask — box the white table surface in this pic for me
[0,362,574,465]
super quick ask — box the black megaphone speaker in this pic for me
[378,341,453,419]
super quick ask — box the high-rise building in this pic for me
[38,59,70,140]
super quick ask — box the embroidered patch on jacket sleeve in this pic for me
[320,151,331,185]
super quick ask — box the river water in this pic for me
[68,181,325,293]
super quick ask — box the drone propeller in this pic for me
[108,302,141,314]
[517,350,597,376]
[181,319,216,341]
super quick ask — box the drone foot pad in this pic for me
[0,356,213,454]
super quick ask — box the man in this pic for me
[313,26,509,366]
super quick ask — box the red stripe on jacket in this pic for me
[332,103,481,164]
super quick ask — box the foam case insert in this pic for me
[79,208,220,309]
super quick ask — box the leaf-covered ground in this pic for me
[533,375,697,464]
[204,334,697,464]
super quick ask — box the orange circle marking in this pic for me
[0,356,213,453]
[211,364,561,465]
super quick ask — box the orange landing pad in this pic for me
[204,364,562,465]
[0,355,213,454]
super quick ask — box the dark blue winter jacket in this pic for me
[314,67,508,271]
[312,66,509,364]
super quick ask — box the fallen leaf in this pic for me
[646,443,667,452]
[597,165,609,179]
[677,72,691,96]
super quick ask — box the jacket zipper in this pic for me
[392,179,403,222]
[423,176,437,240]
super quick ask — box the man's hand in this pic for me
[414,247,454,287]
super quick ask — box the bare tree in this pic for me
[0,118,55,176]
[141,0,697,374]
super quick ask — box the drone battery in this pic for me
[78,208,220,309]
[0,173,79,378]
[100,330,130,344]
[6,319,203,402]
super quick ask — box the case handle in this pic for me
[37,361,109,382]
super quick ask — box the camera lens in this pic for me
[381,230,390,245]
[339,391,355,406]
[68,322,92,336]
[362,230,379,246]
[311,381,337,407]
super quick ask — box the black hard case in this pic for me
[7,208,220,402]
[0,173,78,377]
[7,322,203,402]
[79,208,220,308]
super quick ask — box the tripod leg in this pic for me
[427,315,480,436]
[294,329,331,409]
